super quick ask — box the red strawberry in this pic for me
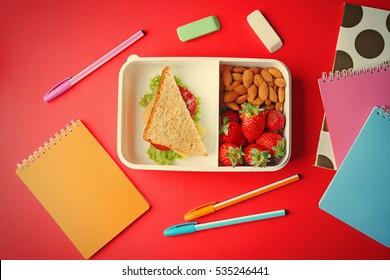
[219,117,246,146]
[240,102,266,142]
[221,110,240,124]
[244,144,270,167]
[219,143,244,167]
[266,110,285,131]
[256,132,286,158]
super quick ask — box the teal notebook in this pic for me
[319,106,390,247]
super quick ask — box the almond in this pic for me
[233,66,247,73]
[260,69,273,83]
[222,69,232,87]
[232,73,243,82]
[262,103,276,111]
[269,86,278,102]
[236,94,248,104]
[254,74,265,87]
[247,84,258,101]
[225,80,242,91]
[242,69,254,88]
[268,67,283,78]
[275,78,286,87]
[267,81,275,88]
[226,102,241,111]
[251,97,264,106]
[223,91,239,103]
[275,101,284,111]
[249,67,261,74]
[258,81,268,100]
[220,65,234,74]
[234,85,247,95]
[278,87,285,102]
[220,64,286,120]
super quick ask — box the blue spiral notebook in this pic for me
[319,106,390,247]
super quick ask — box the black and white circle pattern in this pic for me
[334,4,390,71]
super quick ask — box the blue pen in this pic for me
[164,209,286,236]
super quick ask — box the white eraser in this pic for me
[247,10,283,53]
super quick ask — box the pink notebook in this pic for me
[318,63,390,167]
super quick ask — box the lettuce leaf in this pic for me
[139,75,161,107]
[174,76,186,88]
[147,145,183,165]
[192,96,202,123]
[149,75,161,95]
[139,92,155,107]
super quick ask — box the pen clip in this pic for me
[165,222,198,231]
[43,77,72,102]
[187,202,216,214]
[164,222,198,236]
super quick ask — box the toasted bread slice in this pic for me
[143,66,208,156]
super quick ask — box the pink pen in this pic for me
[43,30,145,102]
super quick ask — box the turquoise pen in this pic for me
[164,209,286,236]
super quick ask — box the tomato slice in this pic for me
[179,86,197,118]
[151,143,171,151]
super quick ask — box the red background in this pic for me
[1,0,389,260]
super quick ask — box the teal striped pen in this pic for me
[164,209,287,237]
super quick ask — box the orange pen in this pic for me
[184,174,300,221]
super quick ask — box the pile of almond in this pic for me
[219,65,286,112]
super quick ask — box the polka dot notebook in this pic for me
[333,3,390,71]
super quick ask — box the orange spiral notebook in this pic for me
[15,120,150,259]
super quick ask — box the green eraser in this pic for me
[177,16,221,42]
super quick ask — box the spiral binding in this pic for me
[16,120,79,171]
[321,61,389,82]
[378,106,390,119]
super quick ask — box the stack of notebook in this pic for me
[316,3,390,248]
[315,3,390,169]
